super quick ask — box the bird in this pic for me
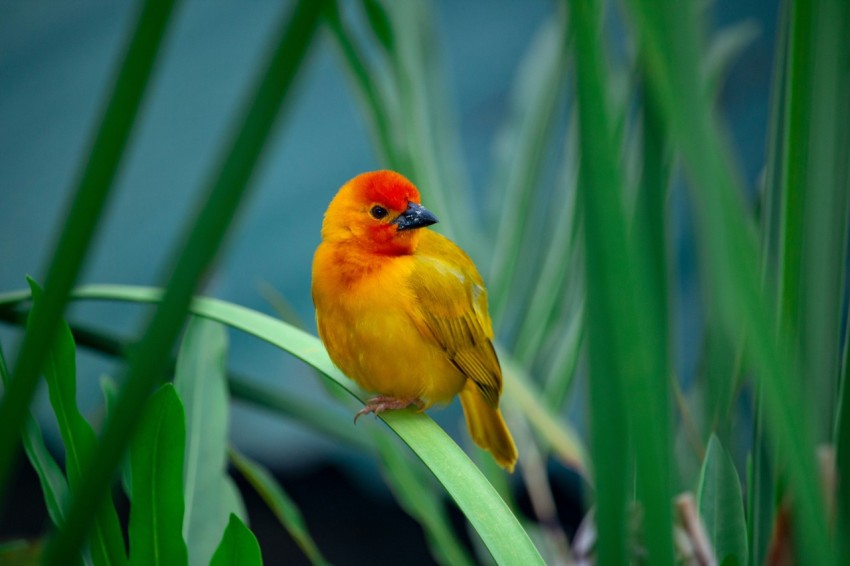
[311,170,518,471]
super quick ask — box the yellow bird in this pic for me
[311,170,517,471]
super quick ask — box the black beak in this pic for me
[393,202,439,231]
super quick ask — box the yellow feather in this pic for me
[312,171,517,470]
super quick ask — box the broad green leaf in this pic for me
[697,435,748,566]
[0,342,69,531]
[230,449,328,566]
[27,279,127,566]
[4,284,543,565]
[129,384,188,566]
[209,515,262,566]
[175,318,246,566]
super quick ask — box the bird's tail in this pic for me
[459,381,518,472]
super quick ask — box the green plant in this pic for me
[1,0,848,564]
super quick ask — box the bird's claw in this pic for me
[354,396,424,424]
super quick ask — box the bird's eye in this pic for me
[370,205,388,220]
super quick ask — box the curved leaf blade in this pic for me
[176,318,246,566]
[129,384,188,566]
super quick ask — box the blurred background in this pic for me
[1,0,777,563]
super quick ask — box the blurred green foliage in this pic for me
[1,0,848,564]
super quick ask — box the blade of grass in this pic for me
[0,0,179,499]
[3,283,543,564]
[41,2,325,562]
[27,280,127,566]
[750,3,789,563]
[568,0,675,563]
[129,384,188,566]
[176,318,246,566]
[798,0,850,442]
[776,0,811,344]
[569,2,631,557]
[634,76,671,348]
[230,449,329,566]
[623,0,831,561]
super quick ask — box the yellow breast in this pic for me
[312,243,466,405]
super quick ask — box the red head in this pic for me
[321,171,438,255]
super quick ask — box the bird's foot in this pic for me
[354,396,424,423]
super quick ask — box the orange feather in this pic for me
[311,170,518,471]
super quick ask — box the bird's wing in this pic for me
[409,234,502,406]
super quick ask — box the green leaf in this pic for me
[795,0,850,444]
[129,384,188,566]
[27,279,127,566]
[697,435,748,566]
[209,515,262,566]
[41,2,325,562]
[230,449,328,566]
[4,284,543,565]
[175,318,246,566]
[0,341,69,532]
[568,0,675,563]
